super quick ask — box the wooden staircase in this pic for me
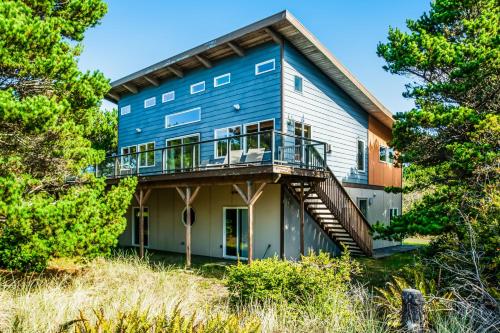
[286,167,373,256]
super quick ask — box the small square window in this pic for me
[120,105,131,115]
[379,146,388,162]
[214,73,231,87]
[255,59,275,75]
[294,76,303,92]
[144,97,156,108]
[190,81,205,94]
[162,91,175,103]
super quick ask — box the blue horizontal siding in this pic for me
[283,42,368,184]
[117,42,282,164]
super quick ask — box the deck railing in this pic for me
[96,130,327,178]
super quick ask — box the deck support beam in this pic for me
[233,181,266,265]
[175,186,201,268]
[133,187,152,258]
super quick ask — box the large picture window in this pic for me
[121,145,137,169]
[132,207,149,247]
[165,108,201,128]
[214,126,242,158]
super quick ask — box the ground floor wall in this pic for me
[282,188,340,260]
[119,184,281,259]
[344,186,402,249]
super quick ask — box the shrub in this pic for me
[226,251,360,305]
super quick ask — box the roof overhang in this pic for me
[106,10,394,128]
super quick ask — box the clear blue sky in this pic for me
[79,1,430,113]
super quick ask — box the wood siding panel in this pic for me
[118,42,282,154]
[283,42,368,184]
[368,115,402,187]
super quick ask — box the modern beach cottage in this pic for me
[102,10,402,264]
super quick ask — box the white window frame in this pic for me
[165,107,201,128]
[165,133,201,171]
[255,59,275,75]
[190,81,206,94]
[162,91,175,103]
[243,118,275,151]
[138,142,155,168]
[222,206,248,260]
[389,208,399,221]
[132,206,150,247]
[294,75,303,93]
[120,145,137,169]
[214,73,231,87]
[357,139,366,172]
[144,97,156,108]
[357,197,369,218]
[214,125,242,158]
[120,105,131,115]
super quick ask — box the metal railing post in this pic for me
[114,156,118,178]
[271,131,275,165]
[136,152,140,175]
[161,148,165,174]
[227,138,231,167]
[323,143,327,169]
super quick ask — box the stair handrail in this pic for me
[313,166,373,256]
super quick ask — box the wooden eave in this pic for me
[106,10,394,129]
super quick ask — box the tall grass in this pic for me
[0,252,488,332]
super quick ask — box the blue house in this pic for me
[103,11,402,264]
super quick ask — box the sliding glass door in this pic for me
[165,134,199,172]
[223,207,248,259]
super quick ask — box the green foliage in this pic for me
[226,251,360,305]
[0,1,136,271]
[59,305,260,333]
[374,0,499,277]
[375,271,453,329]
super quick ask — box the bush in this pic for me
[226,251,360,305]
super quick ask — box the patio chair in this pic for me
[244,148,265,165]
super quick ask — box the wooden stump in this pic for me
[402,288,425,332]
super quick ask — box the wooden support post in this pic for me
[233,181,266,265]
[133,188,152,259]
[175,186,201,269]
[402,289,425,333]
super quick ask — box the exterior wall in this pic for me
[368,115,402,187]
[282,188,340,260]
[119,184,281,259]
[283,42,369,184]
[344,186,402,249]
[117,42,282,157]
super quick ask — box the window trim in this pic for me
[138,141,155,168]
[190,81,206,94]
[120,145,137,169]
[255,59,275,75]
[162,91,175,103]
[294,75,303,93]
[214,125,242,158]
[222,206,249,260]
[357,197,369,219]
[214,73,231,87]
[357,139,366,172]
[144,97,156,108]
[165,107,201,128]
[120,105,131,115]
[131,206,150,247]
[243,118,275,151]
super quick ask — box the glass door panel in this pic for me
[224,208,248,258]
[238,209,248,258]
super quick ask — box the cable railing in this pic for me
[95,130,327,178]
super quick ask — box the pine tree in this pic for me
[0,0,136,271]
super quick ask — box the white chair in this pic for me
[244,148,265,164]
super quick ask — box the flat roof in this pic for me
[107,10,394,128]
